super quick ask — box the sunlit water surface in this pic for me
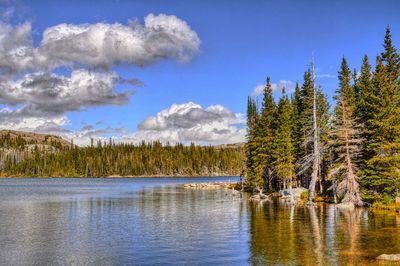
[0,177,399,265]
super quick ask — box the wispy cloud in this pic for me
[316,73,336,79]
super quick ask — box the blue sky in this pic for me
[0,0,399,145]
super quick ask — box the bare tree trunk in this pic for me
[308,60,319,204]
[340,101,362,206]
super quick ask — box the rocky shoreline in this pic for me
[182,182,235,189]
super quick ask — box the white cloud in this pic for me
[252,80,296,96]
[251,84,265,97]
[0,14,200,73]
[0,69,134,117]
[0,111,68,132]
[134,102,246,145]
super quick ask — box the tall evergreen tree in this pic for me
[361,56,400,200]
[356,55,373,126]
[297,70,314,186]
[291,82,303,168]
[253,77,276,191]
[329,58,363,206]
[381,26,400,84]
[272,88,295,194]
[245,96,261,187]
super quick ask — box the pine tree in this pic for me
[329,58,363,206]
[291,82,303,169]
[245,96,260,187]
[297,70,314,186]
[272,88,295,196]
[253,77,276,191]
[361,56,400,201]
[381,26,399,84]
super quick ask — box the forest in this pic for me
[0,137,245,177]
[245,26,400,207]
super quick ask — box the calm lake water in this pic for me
[0,177,399,265]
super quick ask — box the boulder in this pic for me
[279,187,308,199]
[395,197,400,204]
[250,193,270,201]
[376,254,400,261]
[336,202,356,210]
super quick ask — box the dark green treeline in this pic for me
[246,26,400,204]
[2,141,245,177]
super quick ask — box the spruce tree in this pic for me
[291,82,303,169]
[297,70,314,185]
[356,55,373,128]
[361,56,400,201]
[253,77,276,192]
[245,96,260,187]
[381,26,399,84]
[272,88,295,195]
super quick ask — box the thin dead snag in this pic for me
[307,58,321,204]
[329,97,363,206]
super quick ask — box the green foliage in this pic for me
[360,54,400,198]
[246,78,276,190]
[291,83,302,163]
[272,89,295,187]
[2,141,245,177]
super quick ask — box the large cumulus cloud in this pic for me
[134,102,246,145]
[0,69,133,116]
[0,14,200,73]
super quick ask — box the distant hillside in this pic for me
[0,130,245,177]
[0,130,73,149]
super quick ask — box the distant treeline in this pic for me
[246,26,400,205]
[1,141,245,177]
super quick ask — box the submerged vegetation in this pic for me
[245,26,400,207]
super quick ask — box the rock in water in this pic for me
[376,254,400,261]
[250,193,270,201]
[279,187,308,199]
[336,202,356,210]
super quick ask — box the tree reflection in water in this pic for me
[248,200,400,265]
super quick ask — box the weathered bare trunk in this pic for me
[308,60,319,204]
[339,100,363,206]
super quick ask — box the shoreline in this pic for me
[0,174,240,179]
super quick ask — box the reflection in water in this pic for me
[249,201,400,265]
[0,178,249,265]
[0,178,399,265]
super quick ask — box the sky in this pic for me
[0,0,399,145]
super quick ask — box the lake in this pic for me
[0,177,399,265]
